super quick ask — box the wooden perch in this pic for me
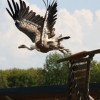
[57,49,100,63]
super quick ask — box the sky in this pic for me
[0,0,100,70]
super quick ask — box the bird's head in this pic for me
[18,45,27,49]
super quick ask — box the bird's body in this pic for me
[6,0,70,54]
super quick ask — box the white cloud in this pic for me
[55,8,100,54]
[55,8,83,44]
[96,10,100,19]
[74,9,93,28]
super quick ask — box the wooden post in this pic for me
[57,49,100,100]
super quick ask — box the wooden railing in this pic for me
[58,49,100,100]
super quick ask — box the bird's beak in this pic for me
[18,45,22,48]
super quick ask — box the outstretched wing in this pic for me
[46,0,57,37]
[6,0,45,42]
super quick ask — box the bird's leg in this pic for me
[59,49,69,55]
[58,45,70,55]
[59,49,66,54]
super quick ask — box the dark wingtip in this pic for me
[7,0,15,15]
[6,8,14,20]
[7,0,9,3]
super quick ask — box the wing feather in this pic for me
[16,2,19,12]
[6,8,13,19]
[7,0,14,18]
[6,0,44,26]
[46,0,57,37]
[6,0,45,42]
[12,0,17,13]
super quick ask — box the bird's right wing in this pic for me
[6,0,45,42]
[46,0,57,38]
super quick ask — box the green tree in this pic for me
[90,60,100,83]
[43,52,70,85]
[7,68,45,88]
[0,70,10,88]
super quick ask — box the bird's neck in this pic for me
[24,45,35,51]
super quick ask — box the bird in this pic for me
[6,0,70,54]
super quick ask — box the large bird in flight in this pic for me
[6,0,70,54]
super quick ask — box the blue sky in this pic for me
[29,0,100,12]
[0,0,100,69]
[59,0,100,11]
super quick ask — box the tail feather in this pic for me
[58,36,70,41]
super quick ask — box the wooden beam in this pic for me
[57,49,100,63]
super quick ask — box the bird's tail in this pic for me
[58,36,70,42]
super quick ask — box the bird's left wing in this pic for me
[6,0,45,42]
[46,0,57,38]
[6,0,44,28]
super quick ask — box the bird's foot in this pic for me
[59,49,71,55]
[64,49,70,52]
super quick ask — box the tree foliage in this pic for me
[0,68,45,88]
[43,52,70,85]
[0,52,100,88]
[90,60,100,83]
[0,70,9,88]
